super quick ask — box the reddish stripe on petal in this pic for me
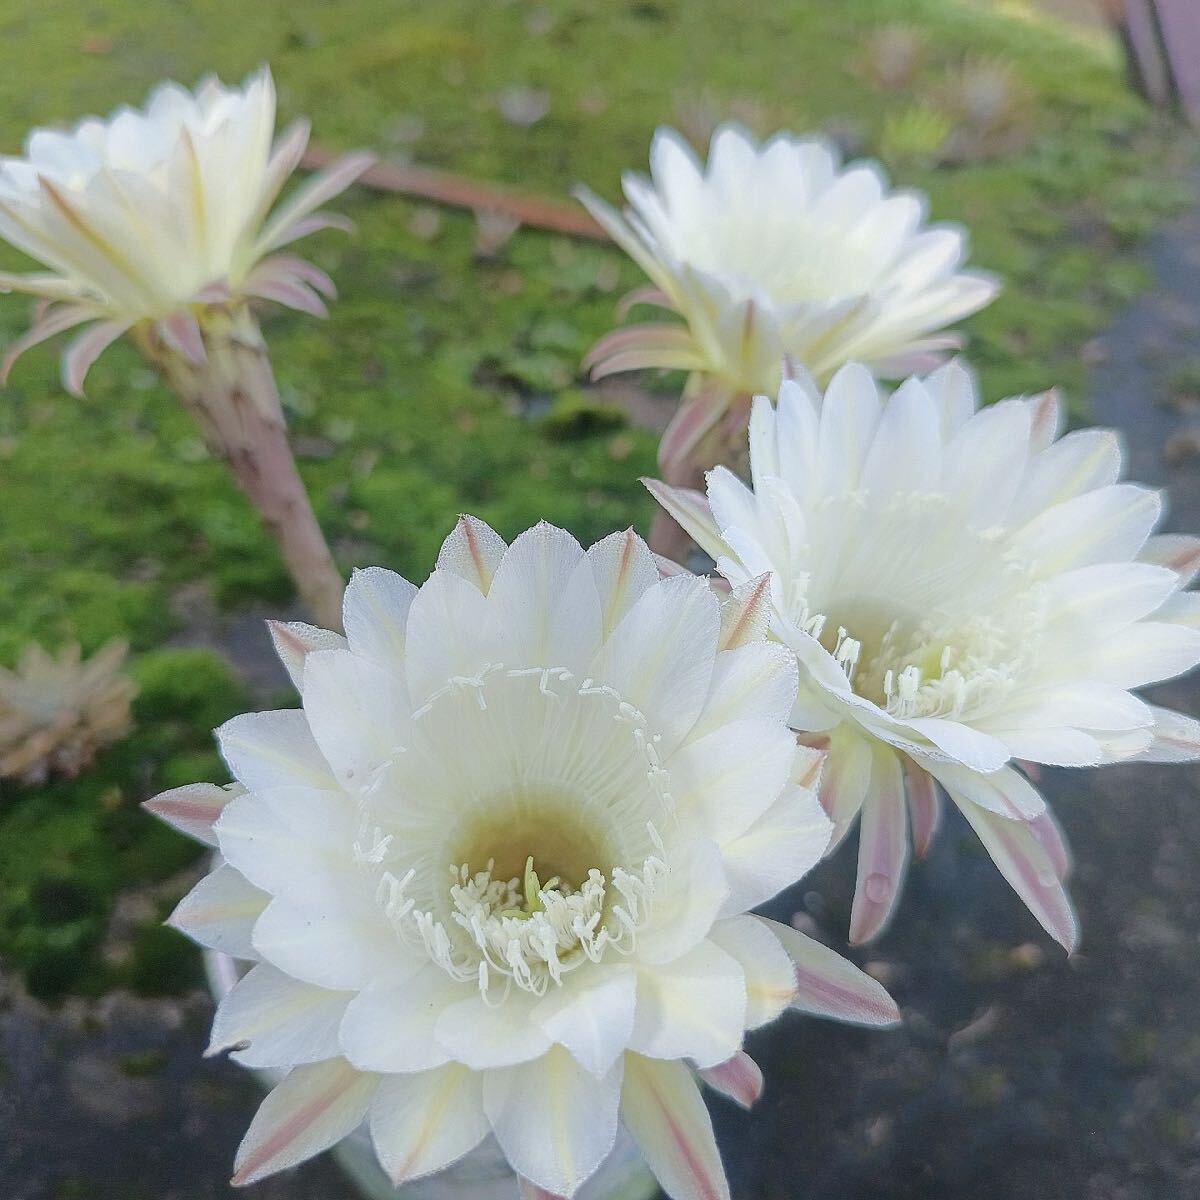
[232,1077,352,1185]
[849,754,909,945]
[904,760,941,858]
[699,1051,763,1110]
[718,573,771,652]
[142,782,236,847]
[1028,809,1071,880]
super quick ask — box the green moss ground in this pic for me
[0,0,1192,996]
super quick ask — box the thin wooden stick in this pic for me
[302,144,610,240]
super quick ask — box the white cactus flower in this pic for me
[146,518,899,1198]
[0,66,371,393]
[578,125,997,476]
[650,363,1200,951]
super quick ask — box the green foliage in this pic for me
[0,0,1191,997]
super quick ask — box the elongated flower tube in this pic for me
[0,67,373,629]
[577,124,997,559]
[146,518,899,1198]
[649,363,1200,951]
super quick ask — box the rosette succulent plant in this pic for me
[147,517,899,1198]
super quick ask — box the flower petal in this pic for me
[166,863,267,959]
[848,750,909,944]
[698,1050,763,1110]
[143,780,242,847]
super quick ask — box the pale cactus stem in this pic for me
[132,305,345,632]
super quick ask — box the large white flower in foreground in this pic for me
[0,66,371,393]
[650,364,1200,951]
[146,518,899,1198]
[578,124,997,474]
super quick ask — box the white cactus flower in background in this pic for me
[650,363,1200,950]
[0,65,371,393]
[577,124,997,484]
[146,518,899,1199]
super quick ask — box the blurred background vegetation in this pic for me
[0,0,1193,1000]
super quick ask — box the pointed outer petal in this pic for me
[250,118,312,231]
[369,1066,489,1186]
[758,918,900,1027]
[1011,484,1162,572]
[341,566,417,669]
[264,211,355,251]
[60,318,129,396]
[267,620,348,691]
[534,967,637,1078]
[1028,806,1072,880]
[252,891,398,991]
[716,574,772,652]
[0,271,91,302]
[216,709,336,791]
[616,285,673,319]
[657,381,732,477]
[642,479,732,565]
[718,777,832,915]
[818,730,873,852]
[582,322,702,376]
[231,1058,379,1186]
[985,727,1104,767]
[339,967,460,1073]
[1138,705,1200,763]
[848,751,909,945]
[214,786,356,904]
[1028,387,1064,453]
[166,863,268,959]
[922,760,1045,820]
[671,718,798,844]
[436,515,508,595]
[434,988,553,1070]
[902,716,1010,773]
[590,573,720,754]
[698,1051,763,1110]
[2,303,98,383]
[1008,428,1122,525]
[816,363,882,492]
[620,1053,731,1200]
[586,528,660,639]
[143,780,242,847]
[403,568,495,703]
[1141,534,1200,590]
[519,1178,566,1200]
[252,253,338,299]
[1087,621,1200,689]
[635,839,729,965]
[904,760,941,858]
[707,915,796,1029]
[628,938,746,1068]
[484,1047,622,1199]
[689,640,797,740]
[157,308,207,366]
[859,378,942,497]
[245,274,328,317]
[921,359,979,439]
[485,523,603,673]
[301,648,410,787]
[1042,562,1180,628]
[209,962,351,1068]
[254,150,376,256]
[956,802,1078,952]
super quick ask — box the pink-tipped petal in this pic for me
[616,285,672,320]
[266,211,355,249]
[1028,387,1064,452]
[717,573,772,651]
[267,619,347,690]
[157,309,207,366]
[245,274,328,318]
[621,1055,730,1200]
[642,478,731,563]
[698,1051,763,1110]
[652,553,692,578]
[2,303,98,383]
[1027,807,1072,880]
[255,149,375,257]
[957,802,1079,952]
[436,514,508,594]
[1140,704,1200,762]
[257,252,337,298]
[143,781,243,846]
[231,1059,378,1186]
[658,381,732,478]
[904,760,941,858]
[849,751,909,945]
[760,917,901,1027]
[519,1180,565,1200]
[1141,535,1200,590]
[61,318,129,395]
